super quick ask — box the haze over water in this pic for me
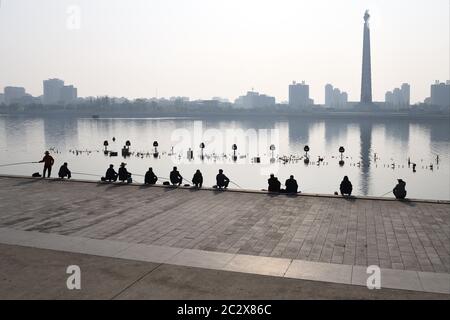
[0,115,448,200]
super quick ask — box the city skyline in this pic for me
[3,77,450,109]
[0,0,449,104]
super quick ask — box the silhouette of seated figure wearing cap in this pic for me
[118,163,132,183]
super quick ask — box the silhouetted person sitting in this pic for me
[144,167,158,185]
[104,164,118,182]
[118,163,132,183]
[285,175,298,193]
[39,151,54,178]
[268,174,281,192]
[58,162,71,179]
[192,170,203,188]
[170,166,182,186]
[340,176,353,196]
[393,179,407,199]
[216,169,229,189]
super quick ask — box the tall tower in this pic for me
[360,10,372,104]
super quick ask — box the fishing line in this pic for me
[72,172,103,177]
[134,173,170,181]
[0,161,38,167]
[379,190,392,197]
[229,180,243,189]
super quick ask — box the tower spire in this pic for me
[360,10,373,105]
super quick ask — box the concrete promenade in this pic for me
[0,175,449,298]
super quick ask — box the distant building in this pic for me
[43,79,79,105]
[401,83,410,106]
[325,84,333,106]
[385,83,410,109]
[289,81,313,107]
[43,78,64,105]
[0,93,4,104]
[325,84,348,108]
[4,86,26,105]
[234,91,276,109]
[212,97,230,103]
[60,85,78,104]
[430,80,450,108]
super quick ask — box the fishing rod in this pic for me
[134,173,170,181]
[229,180,243,189]
[72,172,103,177]
[182,177,193,184]
[379,190,392,197]
[0,161,38,167]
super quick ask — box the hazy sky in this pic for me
[0,0,448,104]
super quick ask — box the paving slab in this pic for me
[116,243,183,263]
[224,254,292,277]
[285,260,353,284]
[167,249,236,269]
[417,271,450,294]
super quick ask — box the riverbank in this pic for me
[1,109,449,120]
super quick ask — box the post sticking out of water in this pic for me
[339,146,345,166]
[304,145,310,164]
[200,142,205,160]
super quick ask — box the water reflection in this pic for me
[0,115,448,200]
[359,120,372,195]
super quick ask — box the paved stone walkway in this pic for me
[0,176,449,273]
[1,244,447,299]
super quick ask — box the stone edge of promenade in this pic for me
[1,174,449,205]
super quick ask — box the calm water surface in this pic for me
[0,115,449,200]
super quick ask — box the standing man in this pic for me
[39,151,54,178]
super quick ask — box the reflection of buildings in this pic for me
[43,117,78,150]
[359,120,373,195]
[384,119,410,147]
[427,120,450,143]
[324,119,349,148]
[288,118,311,145]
